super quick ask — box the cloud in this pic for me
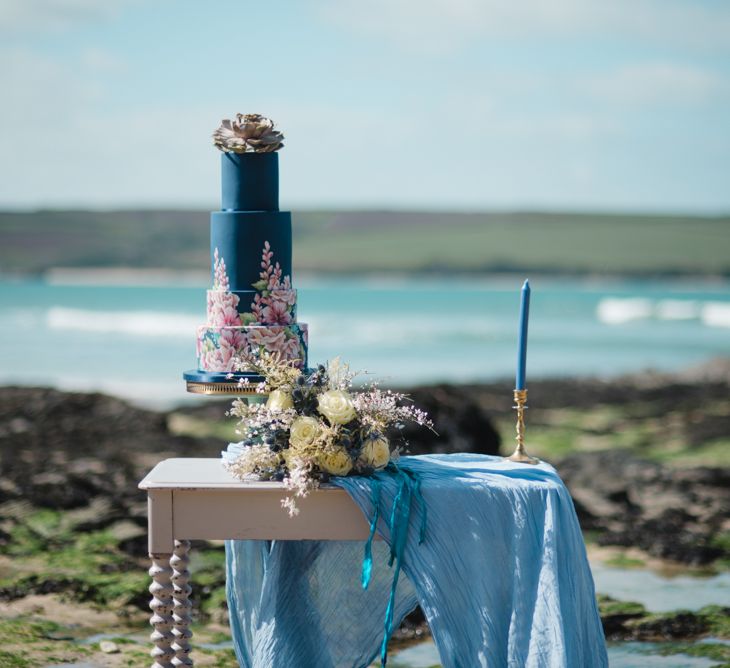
[318,0,730,54]
[79,46,127,73]
[0,45,215,208]
[1,47,110,124]
[590,62,728,107]
[0,1,728,210]
[0,0,135,34]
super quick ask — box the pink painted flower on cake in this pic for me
[247,327,303,366]
[212,248,231,291]
[278,333,303,363]
[207,290,242,327]
[249,241,297,325]
[262,299,293,325]
[247,326,287,351]
[270,286,297,306]
[200,328,247,372]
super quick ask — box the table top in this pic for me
[137,455,562,550]
[138,458,342,492]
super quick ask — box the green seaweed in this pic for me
[702,605,730,638]
[0,651,33,668]
[604,553,647,569]
[492,399,730,471]
[596,596,730,643]
[0,617,63,643]
[657,641,730,662]
[1,513,229,613]
[710,532,730,555]
[0,617,93,667]
[169,412,239,442]
[597,595,647,617]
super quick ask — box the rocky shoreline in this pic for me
[1,368,729,665]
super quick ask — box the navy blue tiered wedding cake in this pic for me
[184,114,308,394]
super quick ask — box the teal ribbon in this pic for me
[361,479,381,589]
[405,468,427,545]
[361,462,427,667]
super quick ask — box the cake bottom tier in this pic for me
[196,323,308,372]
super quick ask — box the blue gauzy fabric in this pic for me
[224,453,608,668]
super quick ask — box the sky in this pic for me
[1,0,729,212]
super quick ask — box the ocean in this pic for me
[1,276,728,407]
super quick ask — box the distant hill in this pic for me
[1,209,728,277]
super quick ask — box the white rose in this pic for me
[266,389,293,411]
[317,389,357,425]
[359,435,391,469]
[319,447,353,476]
[289,416,320,450]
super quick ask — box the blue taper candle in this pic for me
[516,279,530,390]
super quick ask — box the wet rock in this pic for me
[177,384,503,457]
[0,386,219,510]
[99,640,120,653]
[598,597,730,642]
[627,611,711,641]
[394,606,430,642]
[2,380,729,569]
[559,450,730,565]
[28,471,95,509]
[107,519,146,543]
[399,384,501,456]
[597,596,647,639]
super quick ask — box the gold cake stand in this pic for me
[185,381,267,396]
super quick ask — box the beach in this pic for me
[1,274,729,665]
[1,364,728,666]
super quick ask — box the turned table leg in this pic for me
[171,540,193,666]
[150,540,194,668]
[150,553,175,668]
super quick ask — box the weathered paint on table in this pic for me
[139,458,372,668]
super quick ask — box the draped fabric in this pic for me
[224,453,608,668]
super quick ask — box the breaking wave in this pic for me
[701,302,730,329]
[46,307,200,338]
[597,298,730,328]
[41,308,499,344]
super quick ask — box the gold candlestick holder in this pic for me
[507,389,539,464]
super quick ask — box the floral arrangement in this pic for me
[224,354,433,515]
[212,113,284,153]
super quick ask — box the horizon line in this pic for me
[1,205,729,218]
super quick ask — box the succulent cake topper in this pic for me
[212,113,284,153]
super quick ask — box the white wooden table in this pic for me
[139,458,373,668]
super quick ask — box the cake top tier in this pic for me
[220,152,279,211]
[213,114,284,212]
